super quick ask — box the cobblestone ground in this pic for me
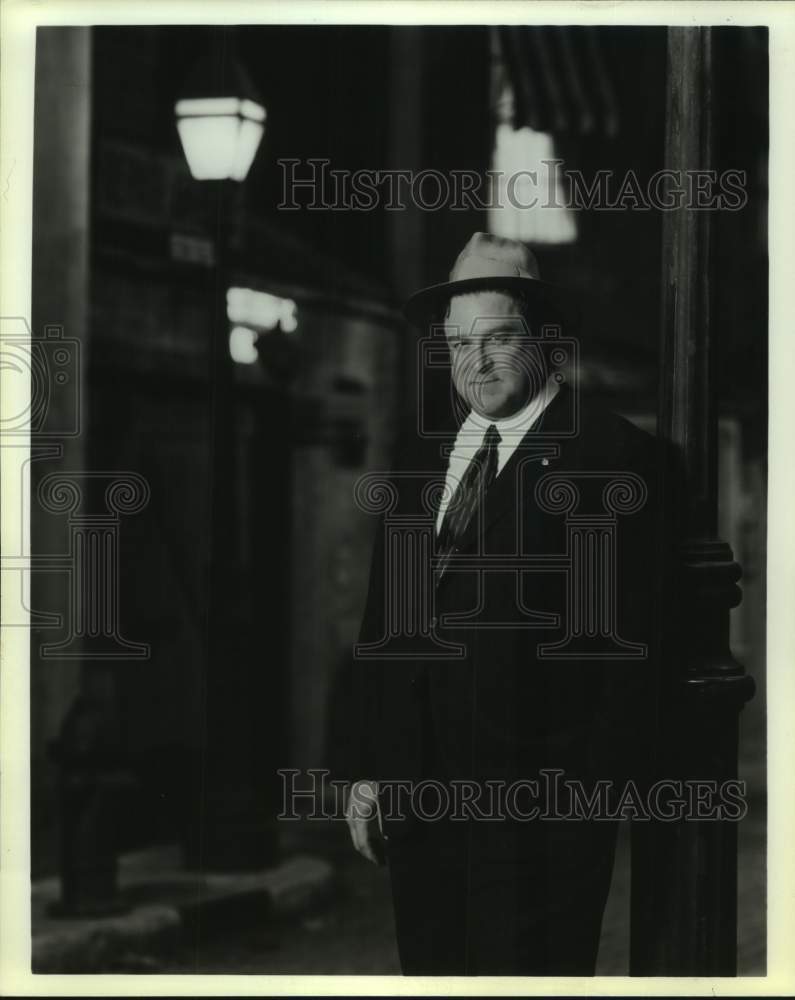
[158,795,764,977]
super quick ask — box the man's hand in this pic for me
[345,779,384,865]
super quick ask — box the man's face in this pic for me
[444,291,544,420]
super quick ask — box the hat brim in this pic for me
[403,275,578,330]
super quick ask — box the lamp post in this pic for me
[630,28,755,974]
[174,37,273,871]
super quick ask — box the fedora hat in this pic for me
[403,231,574,328]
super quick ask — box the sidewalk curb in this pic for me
[33,850,335,973]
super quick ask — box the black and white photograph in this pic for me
[0,1,792,993]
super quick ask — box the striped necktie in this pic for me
[435,424,501,585]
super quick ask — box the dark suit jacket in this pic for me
[349,386,661,837]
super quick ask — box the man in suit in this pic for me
[346,233,659,975]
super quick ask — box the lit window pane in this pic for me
[227,287,299,333]
[229,326,259,364]
[489,123,577,245]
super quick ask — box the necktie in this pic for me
[435,424,501,585]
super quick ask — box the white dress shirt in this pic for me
[435,377,560,534]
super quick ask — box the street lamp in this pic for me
[175,96,266,182]
[174,41,265,182]
[174,41,275,874]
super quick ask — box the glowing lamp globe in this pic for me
[175,95,266,182]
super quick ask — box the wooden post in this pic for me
[387,27,426,434]
[29,26,95,890]
[630,27,755,976]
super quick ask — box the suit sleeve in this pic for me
[345,426,424,783]
[344,508,387,784]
